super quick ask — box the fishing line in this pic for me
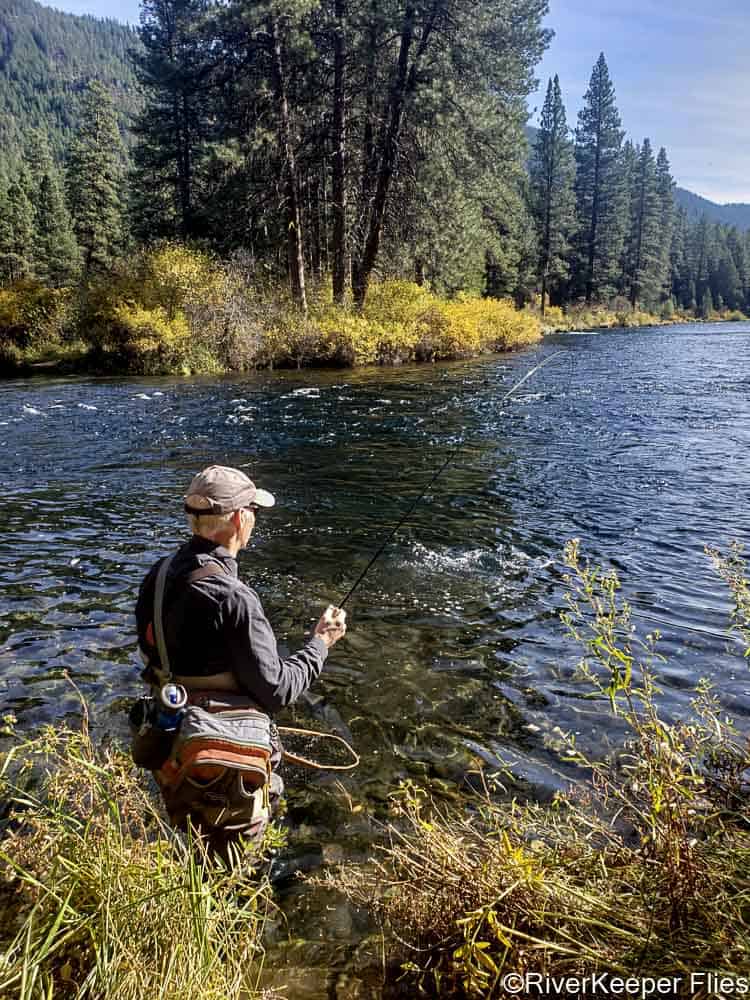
[337,350,564,608]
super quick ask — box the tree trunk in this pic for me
[269,16,307,313]
[357,0,378,255]
[352,4,415,308]
[331,0,347,304]
[353,1,440,308]
[310,175,322,281]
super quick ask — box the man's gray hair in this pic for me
[186,510,235,539]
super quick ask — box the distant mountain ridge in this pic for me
[673,188,750,231]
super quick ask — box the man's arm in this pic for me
[224,588,330,714]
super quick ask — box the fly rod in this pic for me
[337,350,564,608]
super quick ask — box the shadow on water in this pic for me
[2,324,750,994]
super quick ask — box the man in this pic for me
[135,464,347,849]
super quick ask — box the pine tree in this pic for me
[31,135,80,286]
[530,75,575,312]
[625,139,663,309]
[726,228,748,311]
[687,215,711,312]
[715,252,742,311]
[669,206,689,309]
[573,53,627,302]
[0,172,35,284]
[131,0,214,239]
[617,139,637,295]
[655,147,674,300]
[67,81,126,275]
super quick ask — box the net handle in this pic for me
[278,725,360,771]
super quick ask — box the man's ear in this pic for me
[231,509,242,531]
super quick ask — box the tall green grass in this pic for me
[0,711,275,999]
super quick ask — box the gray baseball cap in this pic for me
[184,465,275,516]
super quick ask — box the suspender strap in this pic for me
[152,557,230,687]
[153,555,175,686]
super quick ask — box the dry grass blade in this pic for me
[0,722,277,999]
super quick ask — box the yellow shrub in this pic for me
[105,303,189,373]
[537,304,568,331]
[435,297,541,354]
[0,281,71,348]
[139,243,222,319]
[314,306,380,365]
[362,280,435,362]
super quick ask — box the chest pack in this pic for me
[131,553,275,832]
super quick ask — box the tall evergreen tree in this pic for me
[31,135,80,286]
[715,250,742,311]
[726,227,748,310]
[530,75,575,312]
[668,205,689,309]
[67,81,126,274]
[616,139,637,295]
[0,172,35,284]
[573,53,627,302]
[689,215,714,312]
[131,0,214,239]
[655,147,675,301]
[624,139,662,309]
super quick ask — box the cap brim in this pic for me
[254,488,275,508]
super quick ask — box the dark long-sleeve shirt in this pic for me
[135,535,327,714]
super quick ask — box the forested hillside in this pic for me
[674,188,750,231]
[0,0,139,156]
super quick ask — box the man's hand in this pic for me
[314,605,347,648]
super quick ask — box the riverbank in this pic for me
[1,544,747,997]
[321,542,750,995]
[536,301,748,334]
[0,713,276,997]
[0,245,541,377]
[3,252,746,378]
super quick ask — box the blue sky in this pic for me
[532,0,749,203]
[53,0,749,204]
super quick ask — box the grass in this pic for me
[320,541,750,997]
[0,700,278,999]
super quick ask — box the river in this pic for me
[1,321,750,993]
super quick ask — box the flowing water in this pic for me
[2,321,750,994]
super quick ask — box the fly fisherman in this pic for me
[133,464,347,856]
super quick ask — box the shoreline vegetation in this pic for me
[1,244,747,379]
[320,543,750,995]
[1,545,748,996]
